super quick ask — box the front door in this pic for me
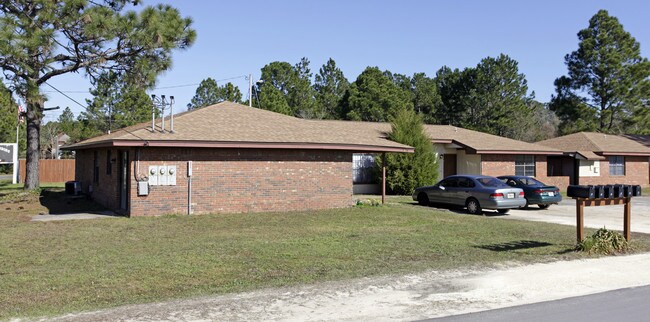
[443,154,457,178]
[118,151,129,211]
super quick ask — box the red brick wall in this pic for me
[127,148,353,216]
[578,156,649,187]
[480,154,571,190]
[481,154,515,176]
[479,154,648,190]
[74,149,120,210]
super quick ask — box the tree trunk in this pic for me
[24,93,43,190]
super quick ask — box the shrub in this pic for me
[355,198,381,207]
[378,108,438,195]
[576,228,629,255]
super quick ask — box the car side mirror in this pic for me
[439,186,446,191]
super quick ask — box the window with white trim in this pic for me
[609,156,625,176]
[515,155,535,176]
[352,154,376,184]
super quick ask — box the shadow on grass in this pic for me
[39,189,110,215]
[476,240,554,252]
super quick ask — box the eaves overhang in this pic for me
[62,140,415,153]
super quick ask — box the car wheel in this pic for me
[466,198,482,215]
[523,198,530,209]
[538,204,550,210]
[417,192,429,206]
[497,209,509,214]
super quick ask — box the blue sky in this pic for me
[40,0,650,123]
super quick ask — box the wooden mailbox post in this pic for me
[575,197,632,242]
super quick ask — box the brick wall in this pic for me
[481,154,571,190]
[577,156,649,187]
[480,154,648,190]
[75,149,121,211]
[127,148,353,217]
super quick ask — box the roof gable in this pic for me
[422,125,561,154]
[537,132,650,156]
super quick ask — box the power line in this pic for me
[43,82,87,109]
[39,75,248,93]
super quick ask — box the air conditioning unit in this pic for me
[65,181,82,195]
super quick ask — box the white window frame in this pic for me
[515,155,535,177]
[609,156,625,176]
[352,154,376,184]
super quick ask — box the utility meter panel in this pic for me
[167,165,177,185]
[147,165,177,186]
[148,166,159,186]
[158,165,168,186]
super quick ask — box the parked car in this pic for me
[412,175,526,215]
[497,176,562,209]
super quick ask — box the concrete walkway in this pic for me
[31,210,120,222]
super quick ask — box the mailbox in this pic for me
[567,185,595,199]
[622,185,634,197]
[589,185,605,199]
[611,185,625,198]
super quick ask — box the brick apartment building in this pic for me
[65,102,650,217]
[65,102,412,216]
[537,132,650,188]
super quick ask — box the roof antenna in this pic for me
[151,94,175,133]
[170,96,175,133]
[151,94,156,132]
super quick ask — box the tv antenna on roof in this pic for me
[151,94,175,133]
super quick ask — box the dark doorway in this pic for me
[444,154,457,178]
[118,151,129,211]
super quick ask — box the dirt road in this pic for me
[46,253,650,322]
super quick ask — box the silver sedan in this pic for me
[412,175,526,215]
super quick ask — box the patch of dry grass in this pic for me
[3,187,650,319]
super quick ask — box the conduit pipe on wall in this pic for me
[187,161,193,215]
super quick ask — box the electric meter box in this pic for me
[147,165,177,186]
[148,166,159,186]
[137,181,149,196]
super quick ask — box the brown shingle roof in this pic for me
[422,125,562,154]
[290,121,559,154]
[67,102,563,155]
[537,132,650,156]
[65,102,413,153]
[622,134,650,148]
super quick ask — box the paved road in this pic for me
[503,196,650,233]
[0,174,12,181]
[429,285,650,322]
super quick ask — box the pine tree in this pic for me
[380,108,438,195]
[0,1,196,189]
[552,10,650,133]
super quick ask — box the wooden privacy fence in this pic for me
[19,159,75,183]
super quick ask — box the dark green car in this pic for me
[497,176,562,209]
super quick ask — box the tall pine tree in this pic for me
[551,10,650,134]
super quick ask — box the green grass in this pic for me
[0,180,64,190]
[2,189,650,319]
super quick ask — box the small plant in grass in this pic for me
[355,199,381,207]
[576,228,629,255]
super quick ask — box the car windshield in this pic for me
[516,177,544,186]
[477,177,507,188]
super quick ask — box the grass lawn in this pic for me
[3,187,650,319]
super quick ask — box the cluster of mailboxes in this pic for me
[148,165,177,186]
[567,184,642,199]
